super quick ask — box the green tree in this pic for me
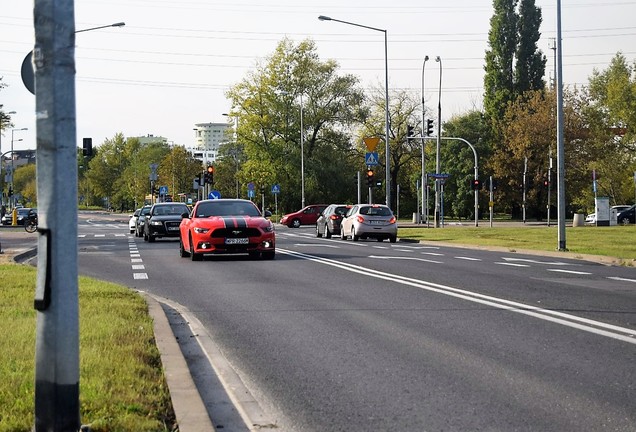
[13,163,37,206]
[157,146,202,203]
[484,0,519,129]
[225,38,368,212]
[516,0,546,94]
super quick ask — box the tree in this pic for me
[516,0,546,94]
[484,0,519,129]
[225,38,368,212]
[157,146,201,202]
[13,163,37,206]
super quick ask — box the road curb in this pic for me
[143,293,216,431]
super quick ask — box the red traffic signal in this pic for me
[470,179,482,190]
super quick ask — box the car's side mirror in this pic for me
[181,212,190,219]
[264,210,272,218]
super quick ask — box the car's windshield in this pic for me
[140,207,151,216]
[359,206,392,216]
[195,201,260,218]
[153,205,188,216]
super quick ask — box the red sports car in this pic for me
[179,199,275,261]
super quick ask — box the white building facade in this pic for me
[192,122,231,163]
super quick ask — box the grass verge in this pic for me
[398,224,636,262]
[0,263,175,431]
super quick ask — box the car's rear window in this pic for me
[359,206,392,216]
[335,206,350,216]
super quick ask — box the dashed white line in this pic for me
[607,277,636,283]
[131,258,143,263]
[133,273,148,280]
[132,264,145,270]
[455,256,481,261]
[546,269,592,275]
[495,262,530,267]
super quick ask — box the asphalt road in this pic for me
[74,213,636,431]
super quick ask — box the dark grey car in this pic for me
[315,204,351,238]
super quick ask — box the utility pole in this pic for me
[32,0,81,430]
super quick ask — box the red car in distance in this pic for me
[179,199,275,261]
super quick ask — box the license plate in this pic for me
[370,220,384,225]
[167,226,180,231]
[225,238,249,245]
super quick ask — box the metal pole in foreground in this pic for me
[434,56,442,227]
[421,56,429,223]
[556,0,567,250]
[33,0,80,430]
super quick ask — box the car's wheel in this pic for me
[262,250,275,260]
[290,218,301,228]
[620,217,631,225]
[340,227,347,240]
[325,224,332,239]
[389,235,397,243]
[316,225,322,237]
[179,238,190,258]
[189,234,202,261]
[352,228,359,242]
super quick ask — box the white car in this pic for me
[129,208,141,233]
[585,213,596,224]
[340,204,398,243]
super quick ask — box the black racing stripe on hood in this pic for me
[221,217,248,228]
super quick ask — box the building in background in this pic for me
[192,122,230,163]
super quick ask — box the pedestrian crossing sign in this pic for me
[365,152,379,166]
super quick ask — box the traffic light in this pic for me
[206,165,215,184]
[470,179,482,190]
[543,179,550,189]
[366,169,375,187]
[426,119,434,136]
[151,185,157,196]
[8,186,13,196]
[82,137,92,157]
[407,124,415,141]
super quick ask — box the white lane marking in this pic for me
[130,254,141,258]
[94,234,105,238]
[455,256,481,261]
[279,249,636,345]
[78,234,86,238]
[114,234,126,237]
[131,258,143,263]
[372,246,389,249]
[132,265,145,270]
[369,255,443,264]
[607,277,636,283]
[293,244,339,248]
[394,249,414,252]
[133,273,148,280]
[546,269,592,275]
[502,257,573,266]
[421,252,444,256]
[495,262,530,267]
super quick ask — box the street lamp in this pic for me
[75,22,125,33]
[421,56,429,224]
[10,127,28,209]
[434,56,442,227]
[222,113,240,198]
[318,15,391,208]
[0,111,16,206]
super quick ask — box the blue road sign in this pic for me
[271,184,281,194]
[159,186,168,196]
[208,190,222,199]
[248,189,255,198]
[428,172,450,179]
[365,152,379,166]
[248,182,255,191]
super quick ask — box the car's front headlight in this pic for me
[194,227,209,234]
[263,223,274,232]
[151,220,163,226]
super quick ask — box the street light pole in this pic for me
[434,56,442,227]
[10,127,28,209]
[300,94,305,208]
[421,56,428,224]
[0,111,16,207]
[318,15,391,208]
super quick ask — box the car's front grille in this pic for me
[212,227,261,238]
[165,221,181,229]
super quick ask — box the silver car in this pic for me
[340,204,397,243]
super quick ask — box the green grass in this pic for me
[398,224,636,262]
[0,264,175,431]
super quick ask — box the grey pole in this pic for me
[421,56,429,224]
[434,56,442,227]
[556,0,567,250]
[318,15,391,208]
[300,94,305,208]
[33,0,80,430]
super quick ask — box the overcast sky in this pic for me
[2,0,636,152]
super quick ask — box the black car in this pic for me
[135,205,152,237]
[1,207,36,226]
[315,204,352,238]
[617,205,636,225]
[143,202,190,242]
